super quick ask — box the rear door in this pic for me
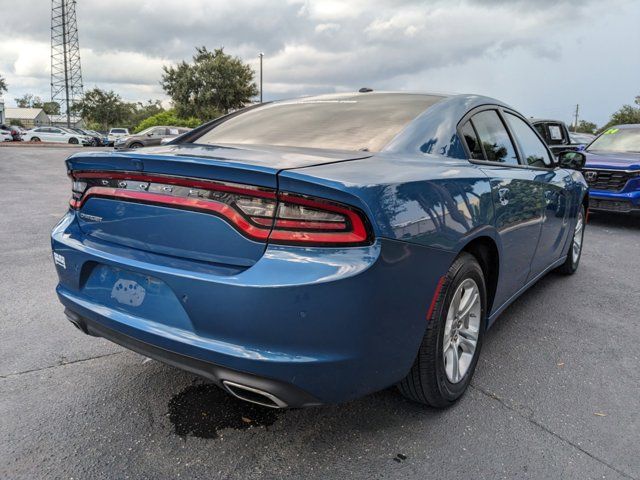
[460,108,545,307]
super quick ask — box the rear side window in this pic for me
[470,110,518,165]
[191,94,444,152]
[504,113,552,168]
[460,121,484,160]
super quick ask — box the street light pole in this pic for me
[258,52,264,103]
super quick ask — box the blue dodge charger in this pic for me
[52,92,589,408]
[581,124,640,214]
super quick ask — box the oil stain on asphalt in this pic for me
[168,383,281,439]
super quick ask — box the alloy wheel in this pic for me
[442,278,481,384]
[572,209,584,264]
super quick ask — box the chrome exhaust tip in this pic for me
[222,380,288,409]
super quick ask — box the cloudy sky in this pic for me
[1,0,638,126]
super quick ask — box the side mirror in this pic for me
[146,132,153,137]
[557,151,586,170]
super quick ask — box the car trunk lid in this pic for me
[67,145,371,267]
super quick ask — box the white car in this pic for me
[107,127,130,145]
[0,129,13,142]
[23,126,92,145]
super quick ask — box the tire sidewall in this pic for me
[433,258,487,401]
[569,205,586,271]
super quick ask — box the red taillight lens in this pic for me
[268,193,370,245]
[69,171,372,246]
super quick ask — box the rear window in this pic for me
[111,129,127,134]
[587,127,640,153]
[191,93,444,152]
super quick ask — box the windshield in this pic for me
[136,127,156,135]
[191,93,444,152]
[587,127,640,153]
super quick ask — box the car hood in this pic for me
[584,151,640,170]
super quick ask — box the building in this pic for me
[4,108,50,128]
[49,114,85,129]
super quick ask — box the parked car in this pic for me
[68,128,109,147]
[114,126,192,150]
[0,124,24,141]
[531,119,582,157]
[107,128,130,146]
[23,126,92,145]
[53,92,588,409]
[0,128,13,142]
[581,124,640,214]
[569,132,595,147]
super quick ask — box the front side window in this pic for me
[534,124,547,141]
[191,93,444,152]
[587,127,640,153]
[470,110,518,165]
[505,113,552,168]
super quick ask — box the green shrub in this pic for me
[134,110,202,133]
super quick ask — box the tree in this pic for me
[134,109,201,133]
[128,100,165,127]
[71,88,134,130]
[15,93,42,108]
[12,93,59,115]
[602,95,640,130]
[575,120,597,134]
[0,75,7,94]
[40,101,61,115]
[161,47,258,120]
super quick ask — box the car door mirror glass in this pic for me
[557,151,586,170]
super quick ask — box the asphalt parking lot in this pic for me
[1,146,639,480]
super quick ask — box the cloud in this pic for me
[0,0,638,124]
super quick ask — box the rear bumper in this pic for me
[52,211,454,405]
[589,189,640,213]
[63,308,320,408]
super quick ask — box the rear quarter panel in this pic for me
[279,153,497,253]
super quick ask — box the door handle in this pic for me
[498,188,510,206]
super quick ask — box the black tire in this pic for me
[556,205,585,275]
[31,137,41,142]
[69,137,79,144]
[129,142,144,149]
[398,252,487,408]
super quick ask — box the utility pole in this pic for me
[258,52,264,103]
[573,104,579,132]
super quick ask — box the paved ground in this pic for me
[1,147,639,480]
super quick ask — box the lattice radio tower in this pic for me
[51,0,84,127]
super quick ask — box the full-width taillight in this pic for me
[69,171,372,246]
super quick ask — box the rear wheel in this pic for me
[398,252,487,408]
[69,137,79,144]
[556,205,585,275]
